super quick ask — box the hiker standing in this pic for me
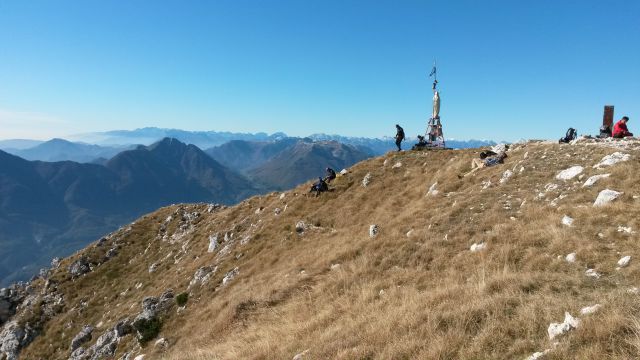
[395,124,405,151]
[613,116,633,138]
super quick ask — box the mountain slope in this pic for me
[247,139,371,190]
[0,138,257,286]
[5,138,640,360]
[205,138,300,173]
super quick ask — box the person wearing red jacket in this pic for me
[613,116,633,138]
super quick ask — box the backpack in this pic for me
[559,128,577,143]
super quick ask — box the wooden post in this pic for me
[603,105,614,129]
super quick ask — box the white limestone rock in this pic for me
[369,225,379,238]
[617,255,631,268]
[561,215,574,226]
[582,174,610,187]
[470,242,486,252]
[593,189,622,207]
[593,152,630,168]
[556,166,583,180]
[547,312,580,340]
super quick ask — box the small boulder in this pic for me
[222,267,239,285]
[499,170,513,184]
[618,255,631,268]
[547,312,580,340]
[582,174,610,187]
[392,162,402,168]
[154,337,169,350]
[470,242,486,252]
[555,166,583,180]
[207,235,218,253]
[593,189,622,207]
[565,253,577,263]
[593,152,630,168]
[70,325,93,351]
[561,215,574,226]
[585,268,601,278]
[295,221,307,234]
[362,173,372,187]
[369,225,379,238]
[340,169,348,175]
[580,304,602,315]
[426,182,439,196]
[292,349,310,360]
[69,257,91,278]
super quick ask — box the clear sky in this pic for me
[0,0,638,141]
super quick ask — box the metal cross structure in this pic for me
[426,61,446,148]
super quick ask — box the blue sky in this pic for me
[0,0,638,141]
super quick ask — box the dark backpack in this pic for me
[559,128,577,143]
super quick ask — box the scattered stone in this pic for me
[188,266,217,289]
[556,166,583,180]
[526,349,550,360]
[617,256,631,268]
[154,337,168,349]
[330,264,341,270]
[406,229,414,237]
[254,207,264,214]
[274,208,282,215]
[362,173,372,187]
[383,159,389,166]
[582,174,610,187]
[585,268,601,279]
[369,225,379,238]
[427,182,439,196]
[51,257,62,269]
[134,355,145,360]
[627,287,640,295]
[70,325,93,351]
[565,253,577,263]
[378,289,385,296]
[292,349,310,360]
[222,267,239,285]
[392,162,402,168]
[295,221,307,234]
[580,304,602,315]
[69,257,91,278]
[148,263,159,273]
[208,235,218,253]
[340,169,348,175]
[544,183,559,192]
[593,189,622,207]
[617,226,634,234]
[500,170,513,184]
[561,215,574,226]
[470,242,486,252]
[481,180,491,190]
[593,152,630,168]
[279,193,286,200]
[547,312,580,340]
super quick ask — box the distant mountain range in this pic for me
[0,138,258,286]
[2,138,134,163]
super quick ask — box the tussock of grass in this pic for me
[17,141,640,359]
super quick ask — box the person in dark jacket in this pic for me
[613,116,633,138]
[395,124,405,151]
[324,167,336,183]
[309,177,328,196]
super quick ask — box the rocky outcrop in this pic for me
[69,257,91,278]
[70,325,93,351]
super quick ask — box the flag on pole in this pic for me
[429,65,436,77]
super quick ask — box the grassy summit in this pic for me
[9,139,640,360]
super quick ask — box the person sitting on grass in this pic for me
[324,167,337,183]
[309,177,329,196]
[460,150,508,178]
[613,116,633,138]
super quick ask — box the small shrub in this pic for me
[133,317,162,345]
[176,292,189,306]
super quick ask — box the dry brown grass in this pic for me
[17,141,640,360]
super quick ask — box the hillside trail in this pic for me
[7,137,640,360]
